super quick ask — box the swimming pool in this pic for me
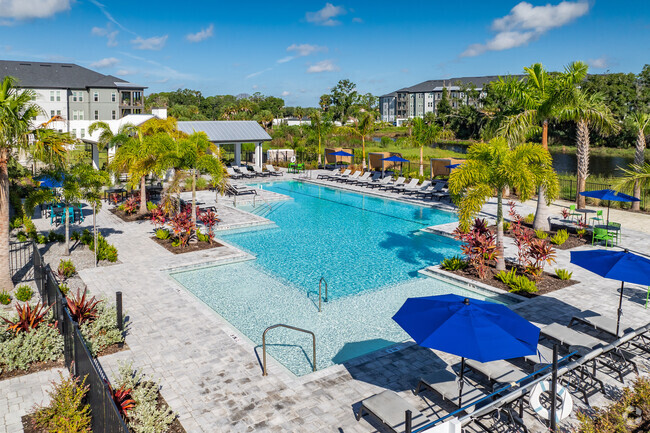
[170,181,512,375]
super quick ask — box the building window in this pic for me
[56,110,61,116]
[79,111,84,120]
[111,110,116,120]
[93,92,99,102]
[50,110,55,118]
[49,91,54,102]
[56,91,61,102]
[72,92,77,102]
[79,92,83,102]
[72,110,84,120]
[71,129,76,138]
[111,93,116,102]
[94,110,99,120]
[80,128,85,138]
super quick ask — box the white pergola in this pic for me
[176,120,272,169]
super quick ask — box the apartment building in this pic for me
[379,75,502,124]
[0,60,147,131]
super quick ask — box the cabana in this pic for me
[176,121,272,169]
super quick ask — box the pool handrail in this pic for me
[262,324,316,376]
[319,277,328,312]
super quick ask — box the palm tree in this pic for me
[411,117,440,177]
[309,111,332,166]
[557,91,619,208]
[448,138,559,271]
[616,163,650,209]
[30,128,71,172]
[88,121,131,169]
[340,111,378,171]
[168,132,226,229]
[110,128,173,215]
[0,76,40,290]
[624,113,650,210]
[492,62,586,230]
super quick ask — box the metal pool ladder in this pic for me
[262,324,316,376]
[318,277,328,312]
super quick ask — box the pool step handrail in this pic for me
[318,277,328,312]
[262,324,316,376]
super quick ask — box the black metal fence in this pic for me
[9,241,33,283]
[559,178,649,210]
[33,243,130,433]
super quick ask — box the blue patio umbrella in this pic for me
[580,189,640,224]
[328,150,354,166]
[445,163,461,169]
[381,155,409,176]
[35,175,63,189]
[571,249,650,335]
[393,294,540,406]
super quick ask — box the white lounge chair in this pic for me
[265,164,283,176]
[356,390,432,433]
[339,170,360,183]
[348,172,371,185]
[404,180,431,196]
[379,177,404,191]
[226,167,243,179]
[392,178,419,193]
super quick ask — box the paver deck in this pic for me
[4,170,650,432]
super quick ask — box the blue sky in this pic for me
[1,0,649,106]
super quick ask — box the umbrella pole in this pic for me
[458,357,465,408]
[617,281,625,336]
[607,202,611,225]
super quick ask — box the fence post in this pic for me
[116,291,123,331]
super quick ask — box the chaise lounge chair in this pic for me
[464,359,529,389]
[234,166,255,179]
[252,165,271,177]
[414,368,486,413]
[356,172,382,187]
[331,169,351,182]
[265,164,283,176]
[348,172,372,185]
[226,167,243,180]
[339,171,361,183]
[366,176,393,189]
[404,180,431,196]
[226,184,257,196]
[391,178,419,193]
[356,390,432,433]
[380,177,404,191]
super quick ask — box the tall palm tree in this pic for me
[492,62,586,230]
[168,132,226,229]
[449,138,559,271]
[616,163,650,210]
[0,76,41,290]
[110,128,173,214]
[88,121,133,169]
[30,128,71,172]
[340,111,378,171]
[625,112,650,210]
[309,111,332,166]
[411,117,440,177]
[557,91,619,208]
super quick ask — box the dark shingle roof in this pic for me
[0,60,141,89]
[387,75,525,94]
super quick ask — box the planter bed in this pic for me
[152,236,223,254]
[488,223,590,250]
[110,208,151,222]
[447,262,579,299]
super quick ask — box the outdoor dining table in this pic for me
[104,187,127,202]
[595,224,620,232]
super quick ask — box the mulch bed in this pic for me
[110,208,151,222]
[447,262,579,299]
[0,359,65,381]
[152,236,223,254]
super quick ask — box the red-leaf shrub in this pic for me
[198,210,220,243]
[454,218,498,280]
[2,302,52,333]
[169,212,195,248]
[66,288,102,325]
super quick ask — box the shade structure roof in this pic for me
[176,120,271,144]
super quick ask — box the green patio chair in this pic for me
[590,210,604,225]
[608,222,621,244]
[569,204,581,222]
[592,227,615,247]
[645,287,650,309]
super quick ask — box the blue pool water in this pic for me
[170,181,514,375]
[220,180,460,299]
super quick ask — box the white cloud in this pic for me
[281,91,290,97]
[88,0,136,35]
[246,68,272,79]
[90,57,119,69]
[588,56,609,69]
[116,69,135,76]
[91,24,119,47]
[186,24,214,43]
[352,17,363,23]
[277,56,294,64]
[279,43,327,64]
[131,35,168,50]
[0,0,71,21]
[307,59,339,73]
[305,3,346,26]
[461,1,589,57]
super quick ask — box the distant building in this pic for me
[0,60,147,129]
[379,75,505,124]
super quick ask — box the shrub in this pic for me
[155,229,170,240]
[441,256,468,271]
[196,231,210,243]
[16,231,27,242]
[150,207,167,229]
[108,383,136,417]
[550,229,569,246]
[57,259,77,279]
[525,239,556,278]
[198,210,220,243]
[117,204,126,212]
[58,284,70,296]
[37,234,47,244]
[169,212,196,248]
[89,233,119,262]
[502,221,511,231]
[79,303,124,356]
[453,219,497,280]
[123,197,140,215]
[577,228,587,239]
[10,217,23,230]
[32,374,91,433]
[185,177,209,190]
[561,208,570,220]
[71,230,81,241]
[80,229,93,245]
[14,284,33,302]
[66,288,101,326]
[116,362,177,433]
[2,302,52,333]
[555,269,573,280]
[146,201,157,212]
[48,230,58,243]
[496,269,537,293]
[0,313,63,373]
[534,229,548,239]
[495,268,517,285]
[523,213,535,224]
[0,290,11,305]
[22,216,37,239]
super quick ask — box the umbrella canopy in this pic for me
[571,249,650,335]
[328,150,354,157]
[36,175,63,188]
[445,163,461,169]
[393,294,540,362]
[579,189,640,224]
[381,155,409,162]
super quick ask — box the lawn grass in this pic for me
[548,145,648,158]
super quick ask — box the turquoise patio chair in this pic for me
[592,227,615,247]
